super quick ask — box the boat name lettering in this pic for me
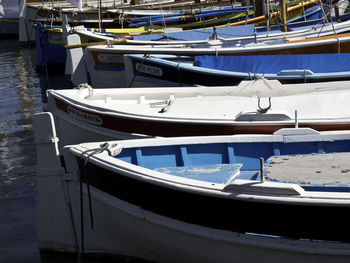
[67,106,103,126]
[48,33,62,42]
[98,54,124,64]
[135,63,163,76]
[305,5,318,12]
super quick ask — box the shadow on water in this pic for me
[37,70,73,103]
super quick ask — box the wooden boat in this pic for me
[33,0,320,31]
[123,53,350,87]
[33,112,350,262]
[76,14,350,43]
[7,0,234,40]
[62,0,337,41]
[126,0,322,30]
[34,0,323,45]
[37,12,350,71]
[79,28,350,88]
[21,0,179,41]
[85,31,350,56]
[36,0,340,70]
[45,79,350,151]
[24,0,245,31]
[126,5,255,29]
[21,0,126,41]
[30,2,247,29]
[33,21,168,72]
[110,0,241,13]
[69,0,348,42]
[125,4,249,21]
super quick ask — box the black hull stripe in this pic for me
[81,159,350,243]
[131,57,350,86]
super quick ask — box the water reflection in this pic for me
[0,39,41,263]
[37,71,72,103]
[1,37,146,263]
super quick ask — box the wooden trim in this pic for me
[287,32,350,44]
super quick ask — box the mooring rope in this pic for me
[78,142,122,255]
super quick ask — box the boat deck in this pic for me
[265,152,350,186]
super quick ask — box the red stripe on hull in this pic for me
[54,98,350,136]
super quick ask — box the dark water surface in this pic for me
[0,39,72,263]
[0,39,42,263]
[0,39,147,263]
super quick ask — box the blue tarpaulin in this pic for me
[133,24,256,41]
[194,54,350,73]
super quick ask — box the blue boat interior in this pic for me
[194,53,350,74]
[116,139,350,191]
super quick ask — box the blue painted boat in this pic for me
[125,53,350,87]
[40,11,350,74]
[127,5,254,28]
[33,111,350,262]
[127,0,322,28]
[128,5,254,23]
[77,18,350,88]
[34,23,67,72]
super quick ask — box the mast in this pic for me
[280,0,287,32]
[98,0,102,32]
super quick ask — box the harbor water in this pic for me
[0,38,42,263]
[0,39,143,263]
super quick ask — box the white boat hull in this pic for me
[46,80,350,153]
[33,112,350,262]
[38,177,350,263]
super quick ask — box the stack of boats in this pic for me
[34,0,349,70]
[32,0,350,262]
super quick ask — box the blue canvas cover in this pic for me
[133,24,256,41]
[194,54,350,74]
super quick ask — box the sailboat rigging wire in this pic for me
[319,0,330,23]
[266,0,270,36]
[326,0,338,35]
[159,2,169,41]
[301,0,307,21]
[245,2,249,24]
